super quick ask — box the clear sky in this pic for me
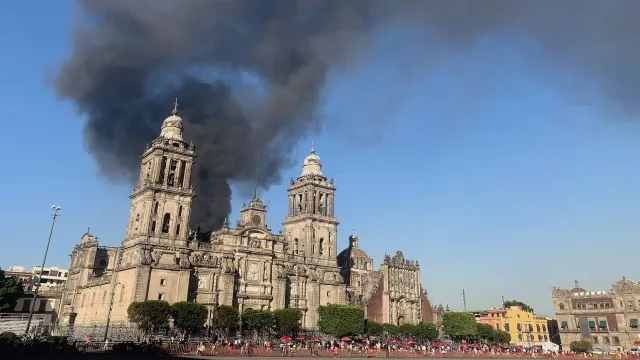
[1,1,639,317]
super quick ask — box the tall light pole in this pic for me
[25,205,62,334]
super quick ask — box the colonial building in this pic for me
[474,306,551,345]
[552,279,640,352]
[57,104,435,333]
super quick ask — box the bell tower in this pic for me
[283,143,338,263]
[125,101,196,245]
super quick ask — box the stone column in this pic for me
[306,280,320,329]
[329,195,334,217]
[132,266,152,302]
[272,278,287,309]
[218,273,235,306]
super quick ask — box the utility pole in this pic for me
[25,206,62,334]
[462,289,467,312]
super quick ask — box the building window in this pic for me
[561,321,568,329]
[613,336,620,345]
[158,293,165,300]
[504,323,510,331]
[319,238,324,255]
[599,320,607,329]
[536,324,540,332]
[558,303,565,310]
[151,221,156,232]
[495,323,500,330]
[544,335,548,341]
[604,336,610,344]
[593,336,599,344]
[38,300,47,312]
[588,320,596,329]
[21,300,31,312]
[542,324,547,331]
[160,279,166,286]
[178,206,183,218]
[161,213,171,233]
[630,319,639,328]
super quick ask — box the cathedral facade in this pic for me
[58,105,434,332]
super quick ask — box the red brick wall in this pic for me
[420,285,434,323]
[366,275,386,323]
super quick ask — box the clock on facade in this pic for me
[252,215,261,225]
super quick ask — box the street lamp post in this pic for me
[25,205,62,334]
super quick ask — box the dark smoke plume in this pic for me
[56,0,640,230]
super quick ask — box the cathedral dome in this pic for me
[160,101,184,141]
[337,234,372,269]
[300,143,323,177]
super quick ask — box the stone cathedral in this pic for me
[58,104,437,332]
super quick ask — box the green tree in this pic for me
[398,323,419,339]
[170,301,207,337]
[415,322,439,342]
[365,320,384,337]
[214,305,239,338]
[318,304,364,337]
[503,300,534,314]
[273,308,302,336]
[493,330,511,344]
[570,340,592,353]
[242,309,274,339]
[476,323,495,343]
[382,323,399,337]
[0,275,24,312]
[441,312,477,341]
[127,300,171,335]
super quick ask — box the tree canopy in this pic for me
[0,269,24,313]
[127,300,171,334]
[570,340,592,353]
[242,309,274,339]
[170,301,208,336]
[503,300,534,314]
[365,320,384,337]
[441,312,477,341]
[273,308,302,336]
[318,304,364,337]
[214,305,239,338]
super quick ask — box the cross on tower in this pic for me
[172,98,179,115]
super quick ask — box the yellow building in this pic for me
[475,306,550,344]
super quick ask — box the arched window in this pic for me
[559,303,565,310]
[319,238,324,255]
[178,206,183,218]
[162,213,171,233]
[294,238,299,254]
[175,224,181,236]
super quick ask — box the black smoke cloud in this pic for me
[56,0,640,230]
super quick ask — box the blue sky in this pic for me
[1,1,640,317]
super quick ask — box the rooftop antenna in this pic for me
[462,289,467,312]
[254,144,261,199]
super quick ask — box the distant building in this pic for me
[13,291,62,325]
[546,318,561,349]
[552,278,640,352]
[474,306,550,345]
[5,266,68,292]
